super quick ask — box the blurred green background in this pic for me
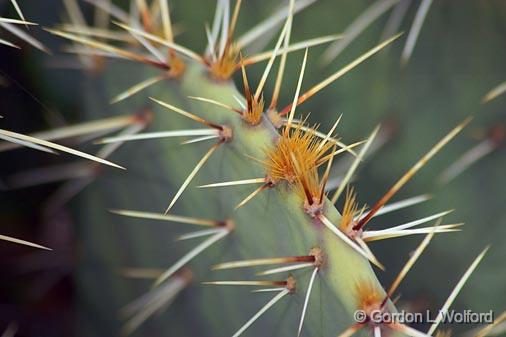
[0,1,505,336]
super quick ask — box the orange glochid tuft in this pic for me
[167,53,187,78]
[355,281,384,316]
[339,188,365,234]
[435,330,453,337]
[242,94,265,126]
[240,63,265,125]
[209,46,240,80]
[263,122,334,186]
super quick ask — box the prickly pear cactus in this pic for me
[78,53,394,337]
[3,1,505,337]
[48,1,479,336]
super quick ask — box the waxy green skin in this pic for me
[78,61,399,337]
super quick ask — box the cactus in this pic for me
[1,1,505,337]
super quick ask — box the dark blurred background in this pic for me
[0,1,505,336]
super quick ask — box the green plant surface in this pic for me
[2,1,504,337]
[66,2,506,337]
[74,58,397,337]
